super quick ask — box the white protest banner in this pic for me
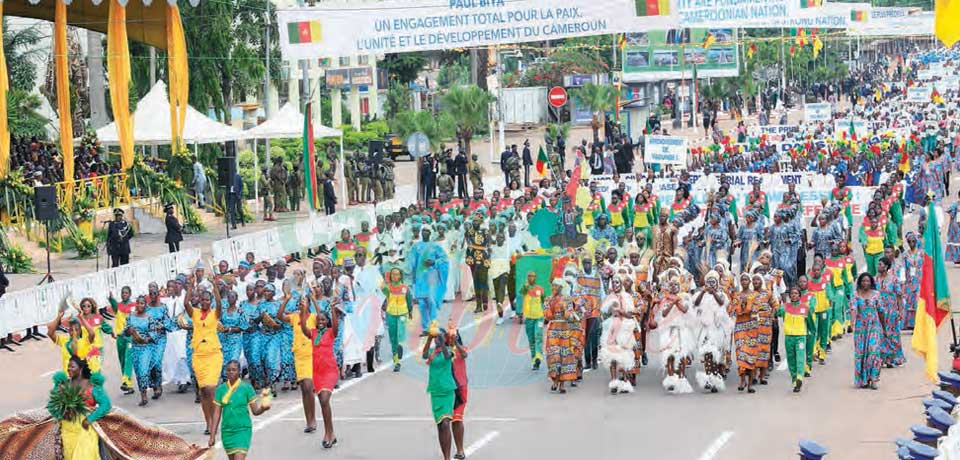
[804,103,832,123]
[833,119,869,139]
[848,11,932,37]
[755,125,800,141]
[676,0,798,28]
[774,2,860,29]
[906,86,932,103]
[588,173,638,204]
[277,0,648,60]
[774,139,829,154]
[942,75,960,91]
[918,69,934,81]
[644,135,688,166]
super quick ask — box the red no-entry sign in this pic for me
[548,86,568,108]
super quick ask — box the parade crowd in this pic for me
[32,49,960,460]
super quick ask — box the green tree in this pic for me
[570,83,619,143]
[3,20,42,93]
[384,83,412,120]
[181,0,280,123]
[381,52,426,85]
[7,89,48,138]
[389,109,455,153]
[440,85,495,164]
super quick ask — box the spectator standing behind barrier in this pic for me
[164,203,183,253]
[229,170,245,229]
[106,208,133,267]
[192,156,208,210]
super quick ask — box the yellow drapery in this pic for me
[0,2,10,179]
[107,0,133,170]
[166,4,188,154]
[55,0,73,204]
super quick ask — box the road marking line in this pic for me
[776,361,788,372]
[464,430,500,457]
[252,313,493,433]
[697,431,734,460]
[163,416,517,427]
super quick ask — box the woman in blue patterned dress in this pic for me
[219,290,246,381]
[240,284,262,389]
[735,210,764,272]
[145,283,170,400]
[876,258,905,368]
[902,233,925,329]
[946,200,960,264]
[279,287,301,391]
[257,284,285,395]
[125,295,161,406]
[705,209,731,268]
[851,272,883,389]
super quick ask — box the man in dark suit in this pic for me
[164,203,183,253]
[454,149,468,199]
[323,171,337,215]
[106,208,133,267]
[521,139,532,186]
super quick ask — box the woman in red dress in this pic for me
[300,297,340,449]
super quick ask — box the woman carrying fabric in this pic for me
[544,278,581,394]
[423,324,457,460]
[732,273,758,393]
[108,288,136,394]
[48,357,111,460]
[876,257,905,368]
[208,360,272,459]
[183,281,224,435]
[124,295,161,406]
[219,290,246,381]
[751,273,779,386]
[599,278,639,395]
[850,272,883,389]
[302,293,340,448]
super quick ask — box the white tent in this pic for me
[94,81,245,146]
[244,103,346,215]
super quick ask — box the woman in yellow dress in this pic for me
[48,356,111,460]
[279,291,318,433]
[183,279,224,436]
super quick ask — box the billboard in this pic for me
[622,28,739,83]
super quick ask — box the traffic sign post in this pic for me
[548,86,568,108]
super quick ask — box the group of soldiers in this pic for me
[343,149,397,205]
[261,156,305,220]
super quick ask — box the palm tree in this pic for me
[570,83,619,143]
[441,85,495,164]
[390,109,455,154]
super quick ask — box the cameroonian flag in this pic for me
[812,36,823,59]
[302,103,321,210]
[287,20,322,44]
[911,199,952,382]
[932,88,945,104]
[636,0,670,16]
[702,32,716,49]
[799,0,822,7]
[536,145,548,175]
[850,9,867,22]
[747,43,757,59]
[848,118,857,141]
[898,148,910,174]
[617,33,628,50]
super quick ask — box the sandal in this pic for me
[304,426,316,433]
[454,453,466,459]
[550,383,558,392]
[322,438,338,449]
[138,400,148,407]
[558,388,567,394]
[747,388,756,394]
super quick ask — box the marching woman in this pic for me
[109,288,136,393]
[279,292,317,433]
[691,271,731,394]
[218,290,246,381]
[423,324,457,460]
[124,295,162,406]
[301,292,340,448]
[239,284,262,390]
[208,360,272,459]
[544,278,581,394]
[383,267,414,372]
[656,272,693,394]
[850,272,883,390]
[901,233,924,329]
[777,285,815,392]
[946,197,960,265]
[76,298,113,374]
[751,273,779,386]
[183,281,224,436]
[256,285,285,395]
[450,329,470,460]
[732,273,758,393]
[48,357,111,460]
[47,307,95,374]
[876,258,905,368]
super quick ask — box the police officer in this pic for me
[106,208,133,267]
[521,139,532,187]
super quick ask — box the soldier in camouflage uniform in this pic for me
[287,164,303,211]
[357,151,370,203]
[505,153,521,186]
[370,156,384,203]
[437,163,454,197]
[269,157,288,212]
[381,158,395,199]
[468,154,483,192]
[261,167,274,221]
[343,151,357,205]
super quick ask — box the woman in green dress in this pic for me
[423,326,457,460]
[208,360,271,459]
